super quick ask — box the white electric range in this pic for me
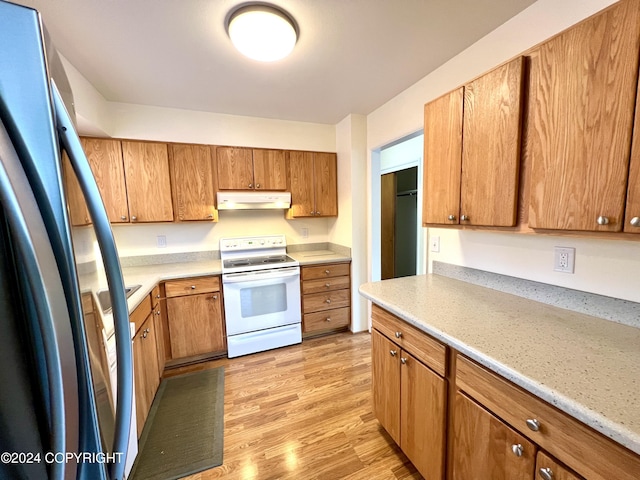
[220,234,301,358]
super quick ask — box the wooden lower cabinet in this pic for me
[371,329,446,479]
[133,313,160,437]
[301,262,351,337]
[164,276,226,360]
[536,451,584,480]
[452,392,536,480]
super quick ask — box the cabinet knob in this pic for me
[155,310,161,315]
[141,331,147,339]
[596,215,609,225]
[400,357,407,365]
[511,444,523,457]
[256,183,261,189]
[316,211,321,215]
[538,467,554,480]
[325,270,330,274]
[526,418,540,432]
[131,215,137,221]
[325,283,331,287]
[461,215,469,221]
[448,214,456,221]
[325,317,331,322]
[249,183,253,188]
[630,216,640,227]
[212,295,218,300]
[395,331,402,339]
[120,215,127,220]
[206,213,213,219]
[156,294,160,299]
[145,328,150,333]
[389,350,397,356]
[325,298,331,304]
[85,217,90,223]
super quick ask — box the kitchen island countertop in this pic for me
[359,274,640,456]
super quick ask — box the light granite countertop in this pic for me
[359,274,640,456]
[287,249,351,265]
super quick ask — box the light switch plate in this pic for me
[157,235,167,248]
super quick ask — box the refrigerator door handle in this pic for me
[0,117,72,480]
[52,83,133,480]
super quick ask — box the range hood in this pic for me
[217,191,291,210]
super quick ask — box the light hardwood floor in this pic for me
[165,332,422,480]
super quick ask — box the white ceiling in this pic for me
[16,0,536,125]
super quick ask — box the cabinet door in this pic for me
[80,138,129,223]
[528,0,640,231]
[62,153,91,226]
[216,146,254,190]
[452,392,536,480]
[132,328,147,437]
[152,304,165,380]
[400,352,446,480]
[287,151,315,218]
[624,78,640,233]
[423,88,464,225]
[536,451,584,480]
[313,152,338,217]
[169,144,217,221]
[252,149,287,190]
[371,330,400,445]
[122,141,174,222]
[166,292,226,359]
[144,314,160,405]
[461,57,524,227]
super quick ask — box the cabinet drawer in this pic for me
[303,289,350,313]
[304,307,350,333]
[302,275,350,294]
[456,354,640,480]
[302,262,350,280]
[130,295,152,334]
[164,276,220,298]
[151,285,160,307]
[371,305,446,377]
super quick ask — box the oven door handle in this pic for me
[222,266,300,284]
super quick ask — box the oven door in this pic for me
[222,266,301,336]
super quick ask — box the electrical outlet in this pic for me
[157,235,167,248]
[554,247,575,273]
[301,227,309,239]
[430,235,440,253]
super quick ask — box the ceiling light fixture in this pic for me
[226,4,298,62]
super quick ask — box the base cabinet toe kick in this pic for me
[370,304,640,480]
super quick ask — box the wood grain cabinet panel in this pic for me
[215,146,254,190]
[133,313,160,437]
[80,138,129,223]
[169,143,217,221]
[252,149,287,190]
[164,276,220,298]
[452,392,536,480]
[535,451,584,480]
[301,262,351,336]
[302,289,350,314]
[121,141,174,223]
[166,292,226,359]
[287,151,338,218]
[624,67,640,233]
[302,263,350,280]
[62,152,91,226]
[423,57,524,227]
[371,330,401,444]
[303,307,350,332]
[423,88,464,225]
[527,0,640,232]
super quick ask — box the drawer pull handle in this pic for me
[325,299,331,304]
[630,216,640,226]
[325,269,330,274]
[389,350,397,356]
[395,331,402,338]
[120,215,127,220]
[526,418,540,432]
[325,283,331,287]
[400,357,407,365]
[325,317,331,322]
[131,215,137,221]
[511,444,523,457]
[538,467,553,480]
[191,285,196,289]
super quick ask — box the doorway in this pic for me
[381,167,418,279]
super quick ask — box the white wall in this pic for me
[366,0,640,304]
[329,114,368,332]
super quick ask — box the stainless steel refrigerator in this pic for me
[0,1,134,479]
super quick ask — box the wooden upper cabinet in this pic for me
[461,56,524,227]
[252,149,287,190]
[423,88,463,225]
[287,151,338,218]
[80,138,129,223]
[169,144,217,222]
[121,141,174,223]
[62,152,91,226]
[527,0,640,232]
[423,57,524,227]
[452,392,536,480]
[216,146,254,190]
[624,70,640,233]
[313,152,338,217]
